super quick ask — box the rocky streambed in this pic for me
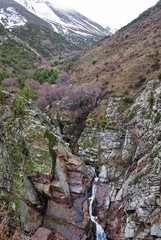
[0,79,161,239]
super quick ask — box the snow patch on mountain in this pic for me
[0,7,27,29]
[14,0,110,37]
[15,0,35,12]
[31,2,61,22]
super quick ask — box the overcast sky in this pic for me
[54,0,159,29]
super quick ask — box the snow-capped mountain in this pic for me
[0,0,112,50]
[0,0,77,58]
[0,0,52,29]
[0,6,27,28]
[14,0,110,38]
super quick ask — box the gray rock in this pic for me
[151,224,161,237]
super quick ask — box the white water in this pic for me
[89,177,107,240]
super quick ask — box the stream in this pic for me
[89,176,107,240]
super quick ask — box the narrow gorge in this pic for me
[0,1,161,239]
[0,79,160,239]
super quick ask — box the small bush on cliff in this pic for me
[14,97,26,116]
[0,87,4,104]
[18,74,33,89]
[123,95,134,104]
[34,68,58,84]
[0,69,12,84]
[92,59,97,65]
[158,70,161,80]
[154,112,161,124]
[21,86,36,100]
[127,104,141,121]
[147,91,153,108]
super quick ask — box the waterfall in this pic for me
[89,176,107,240]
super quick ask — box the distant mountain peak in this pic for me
[0,0,112,49]
[14,0,111,38]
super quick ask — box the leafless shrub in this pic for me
[36,77,102,113]
[55,73,71,86]
[1,78,19,88]
[36,82,70,108]
[25,79,40,90]
[63,81,102,113]
[36,82,52,108]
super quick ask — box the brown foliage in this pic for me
[63,81,102,113]
[36,82,71,108]
[1,79,19,88]
[25,79,40,90]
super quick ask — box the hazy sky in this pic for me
[54,0,159,29]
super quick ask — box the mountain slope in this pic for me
[67,0,161,98]
[0,0,77,58]
[0,23,41,80]
[13,0,111,47]
[0,0,52,29]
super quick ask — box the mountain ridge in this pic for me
[0,0,111,49]
[66,0,161,98]
[0,0,78,58]
[14,0,110,37]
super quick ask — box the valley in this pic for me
[0,1,161,240]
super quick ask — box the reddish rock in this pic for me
[96,184,109,220]
[54,232,87,240]
[124,162,137,180]
[21,203,43,233]
[32,141,90,240]
[44,196,88,229]
[54,232,68,240]
[106,202,126,239]
[136,156,148,172]
[31,227,53,240]
[43,217,87,240]
[82,200,90,227]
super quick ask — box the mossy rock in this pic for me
[86,106,106,128]
[154,112,161,124]
[44,129,58,176]
[0,190,22,226]
[127,104,141,121]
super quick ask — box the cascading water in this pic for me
[89,176,107,240]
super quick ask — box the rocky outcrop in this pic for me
[78,80,161,239]
[0,79,160,240]
[0,94,90,239]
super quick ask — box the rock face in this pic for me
[78,80,161,239]
[0,79,160,240]
[0,94,90,239]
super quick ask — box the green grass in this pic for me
[127,104,141,121]
[12,23,75,58]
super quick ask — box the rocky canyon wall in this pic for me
[0,79,161,240]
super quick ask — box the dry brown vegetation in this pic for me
[66,1,161,98]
